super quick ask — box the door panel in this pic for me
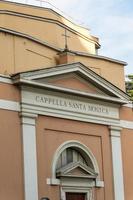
[66,193,86,200]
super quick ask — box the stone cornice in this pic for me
[13,78,127,104]
[12,62,129,102]
[0,26,126,65]
[0,27,61,51]
[0,9,98,46]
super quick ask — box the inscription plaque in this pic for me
[22,89,119,124]
[35,95,109,115]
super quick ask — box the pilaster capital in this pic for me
[109,125,122,131]
[20,112,38,125]
[109,125,122,137]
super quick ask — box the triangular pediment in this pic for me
[12,62,130,104]
[56,161,98,179]
[36,73,108,96]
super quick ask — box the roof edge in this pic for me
[1,27,125,66]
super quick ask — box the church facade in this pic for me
[0,1,133,200]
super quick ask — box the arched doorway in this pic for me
[51,141,102,200]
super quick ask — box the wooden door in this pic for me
[66,193,86,200]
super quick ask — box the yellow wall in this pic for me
[75,55,126,90]
[0,1,98,54]
[0,1,97,40]
[0,32,57,74]
[0,32,125,90]
[0,1,126,91]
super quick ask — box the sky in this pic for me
[10,0,133,75]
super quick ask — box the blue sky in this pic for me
[11,0,133,75]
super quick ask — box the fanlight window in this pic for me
[56,147,97,179]
[56,148,87,169]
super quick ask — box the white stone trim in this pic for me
[21,103,120,127]
[21,113,38,200]
[21,88,121,126]
[19,79,127,104]
[22,90,119,118]
[95,180,104,188]
[46,178,105,188]
[109,126,125,200]
[61,178,95,188]
[61,186,93,200]
[123,103,133,108]
[13,62,129,102]
[0,99,20,111]
[120,120,133,129]
[51,141,101,183]
[0,75,12,84]
[46,178,60,185]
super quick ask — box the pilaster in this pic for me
[109,125,125,200]
[21,112,38,200]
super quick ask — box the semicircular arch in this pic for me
[52,140,100,180]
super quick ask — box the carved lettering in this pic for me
[35,95,109,115]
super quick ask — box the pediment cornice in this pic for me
[56,161,98,179]
[12,62,130,105]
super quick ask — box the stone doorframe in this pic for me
[49,140,104,187]
[61,186,93,200]
[46,140,104,200]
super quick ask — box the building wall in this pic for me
[0,32,57,74]
[0,31,125,90]
[120,106,133,121]
[0,109,23,200]
[0,79,133,200]
[121,128,133,200]
[0,1,97,40]
[75,55,125,90]
[0,2,132,200]
[120,106,133,200]
[0,81,20,101]
[0,81,23,200]
[0,1,97,54]
[0,75,132,200]
[36,116,114,200]
[0,1,126,91]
